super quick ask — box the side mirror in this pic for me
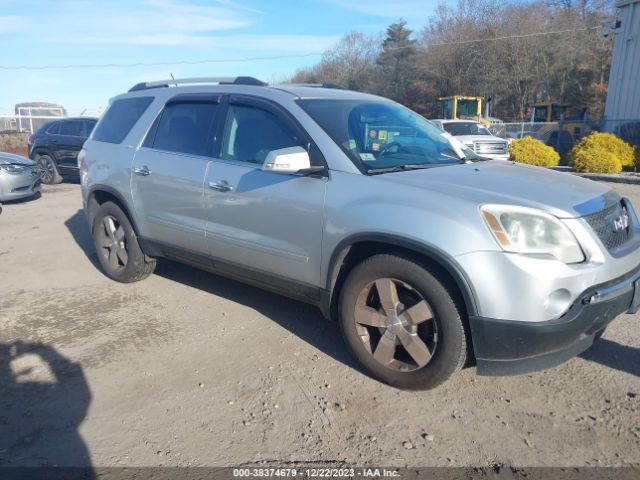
[262,146,324,175]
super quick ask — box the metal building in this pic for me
[604,0,640,120]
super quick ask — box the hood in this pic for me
[453,134,505,144]
[378,160,614,218]
[0,152,34,166]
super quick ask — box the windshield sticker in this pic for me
[348,139,357,150]
[372,143,380,151]
[378,130,388,143]
[360,153,376,161]
[369,130,377,139]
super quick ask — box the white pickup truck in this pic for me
[431,119,509,161]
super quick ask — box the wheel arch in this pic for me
[30,147,56,161]
[87,185,140,235]
[325,233,479,322]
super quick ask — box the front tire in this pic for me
[92,201,156,283]
[35,154,62,184]
[339,254,467,390]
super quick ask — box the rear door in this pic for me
[203,95,327,287]
[52,120,85,170]
[131,94,221,255]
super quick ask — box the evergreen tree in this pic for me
[376,19,417,104]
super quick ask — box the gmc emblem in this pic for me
[613,209,630,232]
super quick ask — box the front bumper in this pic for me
[471,265,640,376]
[0,169,41,201]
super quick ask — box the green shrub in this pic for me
[568,132,636,173]
[509,136,560,167]
[570,148,621,174]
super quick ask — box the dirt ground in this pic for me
[0,180,639,469]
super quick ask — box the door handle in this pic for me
[208,180,233,192]
[134,166,151,176]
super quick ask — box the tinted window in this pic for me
[84,120,97,137]
[222,105,303,165]
[59,120,83,137]
[46,123,60,135]
[153,102,218,156]
[93,97,153,144]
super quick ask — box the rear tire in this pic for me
[35,154,62,184]
[339,254,467,390]
[92,201,156,283]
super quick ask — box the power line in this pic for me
[426,26,600,47]
[0,27,601,71]
[0,52,326,71]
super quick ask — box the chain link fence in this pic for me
[490,119,640,165]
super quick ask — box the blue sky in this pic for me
[0,0,449,115]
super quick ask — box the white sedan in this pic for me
[0,152,42,202]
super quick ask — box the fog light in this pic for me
[544,289,572,317]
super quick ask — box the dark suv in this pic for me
[29,117,98,184]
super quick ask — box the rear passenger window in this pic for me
[93,97,153,144]
[46,123,60,135]
[152,102,218,157]
[59,120,83,137]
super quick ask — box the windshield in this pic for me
[441,122,491,136]
[297,99,464,172]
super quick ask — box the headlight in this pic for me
[0,164,29,175]
[480,205,585,264]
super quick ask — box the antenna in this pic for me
[170,73,178,87]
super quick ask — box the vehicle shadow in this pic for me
[0,341,94,473]
[580,337,640,378]
[63,209,365,375]
[154,260,366,375]
[64,210,101,270]
[61,176,81,185]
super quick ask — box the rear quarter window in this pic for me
[92,97,154,144]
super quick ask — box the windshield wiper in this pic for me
[367,164,435,175]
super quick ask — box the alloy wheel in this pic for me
[97,215,128,270]
[354,278,438,372]
[36,156,54,184]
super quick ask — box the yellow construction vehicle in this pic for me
[529,102,590,160]
[530,102,587,123]
[436,96,502,127]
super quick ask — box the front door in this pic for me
[203,96,326,287]
[131,97,220,255]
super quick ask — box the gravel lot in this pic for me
[0,180,639,469]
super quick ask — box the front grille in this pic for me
[474,141,507,155]
[584,201,633,251]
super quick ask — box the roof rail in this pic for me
[128,76,267,92]
[279,83,344,90]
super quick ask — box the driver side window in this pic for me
[222,105,303,165]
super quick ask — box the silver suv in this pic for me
[80,77,640,389]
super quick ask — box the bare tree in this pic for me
[291,0,615,120]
